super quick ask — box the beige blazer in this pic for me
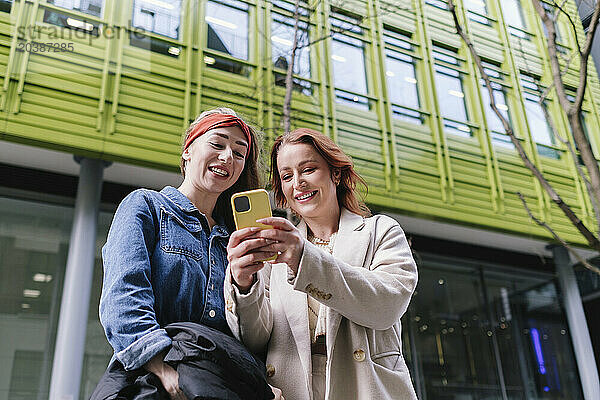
[224,208,418,400]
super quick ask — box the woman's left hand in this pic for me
[255,217,304,274]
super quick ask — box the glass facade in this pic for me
[403,261,583,400]
[0,195,112,400]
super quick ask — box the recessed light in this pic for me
[23,289,41,298]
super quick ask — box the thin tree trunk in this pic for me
[282,0,301,134]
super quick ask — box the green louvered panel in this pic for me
[497,156,539,197]
[509,36,543,75]
[394,121,443,204]
[423,4,462,48]
[468,20,504,62]
[379,0,417,33]
[335,108,387,190]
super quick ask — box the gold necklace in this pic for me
[308,230,336,254]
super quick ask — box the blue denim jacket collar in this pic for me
[160,186,229,237]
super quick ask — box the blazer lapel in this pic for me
[327,209,371,349]
[277,221,312,379]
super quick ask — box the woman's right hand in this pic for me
[145,352,187,400]
[227,227,278,292]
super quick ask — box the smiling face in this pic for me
[182,125,248,196]
[277,142,340,219]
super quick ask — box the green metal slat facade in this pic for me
[0,0,599,245]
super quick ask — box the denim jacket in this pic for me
[100,186,231,371]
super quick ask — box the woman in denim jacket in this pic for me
[99,108,266,399]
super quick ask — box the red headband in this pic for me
[184,113,253,159]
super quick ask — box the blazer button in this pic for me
[353,349,366,362]
[266,364,275,377]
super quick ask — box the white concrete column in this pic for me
[49,157,105,400]
[551,245,600,400]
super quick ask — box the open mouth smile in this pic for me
[208,166,230,177]
[295,190,318,202]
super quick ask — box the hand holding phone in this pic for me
[231,189,277,262]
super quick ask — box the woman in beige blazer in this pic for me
[225,128,419,400]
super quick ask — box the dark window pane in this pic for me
[0,0,12,13]
[129,31,181,57]
[204,54,250,77]
[42,9,100,36]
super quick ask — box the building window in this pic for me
[540,1,564,46]
[47,0,103,17]
[383,28,422,124]
[500,0,529,38]
[43,0,104,35]
[132,0,181,39]
[465,0,491,25]
[425,0,448,10]
[520,74,560,159]
[479,63,514,148]
[433,46,471,136]
[272,0,309,17]
[205,0,250,76]
[271,9,312,95]
[0,0,12,13]
[330,10,369,109]
[130,0,182,58]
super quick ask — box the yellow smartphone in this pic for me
[231,189,276,261]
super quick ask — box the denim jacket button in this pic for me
[209,309,216,318]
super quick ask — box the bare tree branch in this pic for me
[531,0,600,234]
[518,192,600,274]
[552,0,583,54]
[448,0,600,252]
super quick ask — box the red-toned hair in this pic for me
[270,128,370,217]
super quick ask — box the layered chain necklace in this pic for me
[307,230,336,255]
